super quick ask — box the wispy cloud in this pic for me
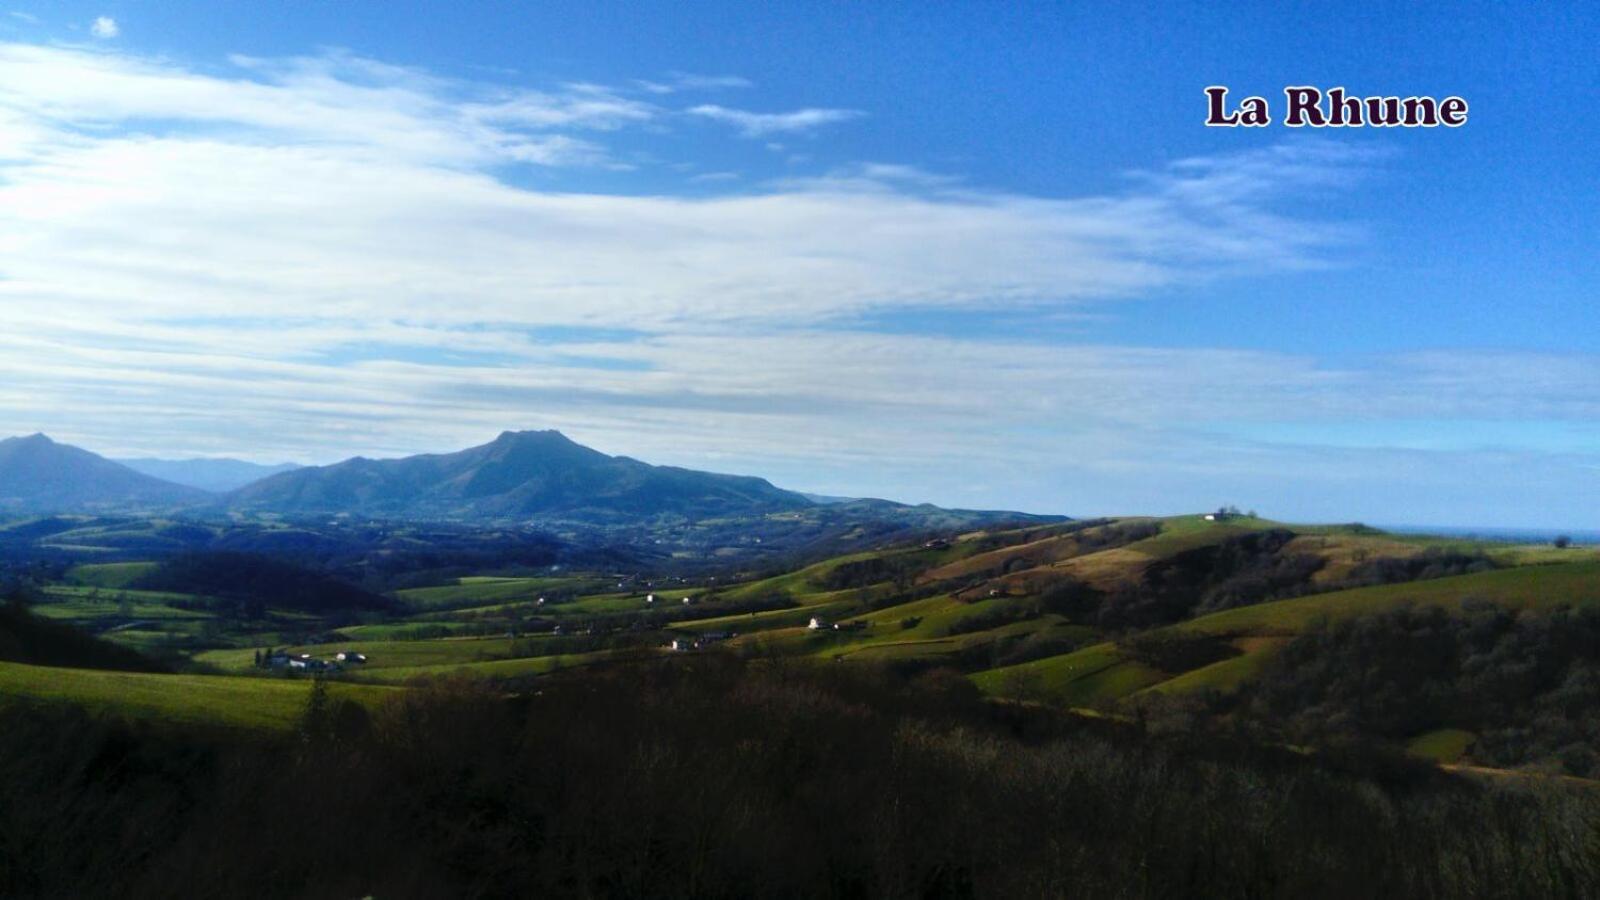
[0,44,653,167]
[636,71,753,94]
[1,39,1577,522]
[89,15,116,38]
[8,11,39,24]
[687,103,864,137]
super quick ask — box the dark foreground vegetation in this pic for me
[3,656,1597,899]
[1241,604,1600,776]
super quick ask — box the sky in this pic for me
[0,1,1596,528]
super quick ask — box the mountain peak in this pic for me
[6,432,55,446]
[230,429,810,521]
[494,429,574,445]
[0,433,206,510]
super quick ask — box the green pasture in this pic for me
[0,661,396,731]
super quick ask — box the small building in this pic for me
[808,617,828,631]
[335,651,367,664]
[670,637,697,652]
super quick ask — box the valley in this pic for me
[6,504,1597,776]
[3,433,1598,896]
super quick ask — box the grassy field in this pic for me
[1135,637,1287,696]
[336,620,491,640]
[66,561,160,589]
[1408,728,1477,764]
[710,551,883,603]
[918,529,1091,583]
[357,648,626,682]
[1119,514,1282,557]
[1172,560,1600,637]
[31,597,214,622]
[396,575,603,609]
[971,642,1166,706]
[0,661,395,731]
[673,602,848,633]
[40,584,203,605]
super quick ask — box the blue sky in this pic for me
[0,1,1596,527]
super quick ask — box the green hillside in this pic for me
[0,661,394,730]
[974,561,1600,705]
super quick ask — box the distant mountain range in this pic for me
[116,458,301,493]
[228,430,812,521]
[0,434,208,511]
[0,431,1056,532]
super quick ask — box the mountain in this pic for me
[801,492,860,505]
[116,457,301,493]
[0,434,209,512]
[227,430,814,522]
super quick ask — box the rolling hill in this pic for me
[225,429,813,521]
[0,434,208,512]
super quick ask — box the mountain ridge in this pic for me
[0,434,207,511]
[226,429,815,521]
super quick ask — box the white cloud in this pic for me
[0,43,1356,331]
[89,15,117,38]
[9,11,39,24]
[687,103,864,137]
[2,40,1577,522]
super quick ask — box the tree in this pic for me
[299,678,331,744]
[1554,535,1572,549]
[254,649,263,668]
